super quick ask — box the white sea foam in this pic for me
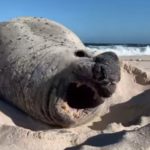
[86,45,150,56]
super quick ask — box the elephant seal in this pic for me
[0,17,120,127]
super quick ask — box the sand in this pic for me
[0,56,150,150]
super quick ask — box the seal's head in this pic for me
[0,17,120,128]
[48,50,120,127]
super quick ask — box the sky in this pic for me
[0,0,150,44]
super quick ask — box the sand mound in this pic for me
[0,61,150,150]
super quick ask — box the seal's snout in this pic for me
[92,52,120,98]
[92,64,108,83]
[93,52,120,84]
[94,51,119,63]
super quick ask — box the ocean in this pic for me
[85,44,150,56]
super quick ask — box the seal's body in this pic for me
[0,17,120,127]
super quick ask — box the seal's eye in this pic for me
[75,50,87,57]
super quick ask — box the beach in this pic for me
[0,55,150,150]
[0,0,149,149]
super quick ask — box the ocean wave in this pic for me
[86,45,150,56]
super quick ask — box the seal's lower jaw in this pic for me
[51,82,104,127]
[53,82,117,127]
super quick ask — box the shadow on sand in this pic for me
[65,89,150,149]
[0,99,52,131]
[89,89,150,131]
[65,130,125,150]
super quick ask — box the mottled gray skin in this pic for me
[0,17,120,127]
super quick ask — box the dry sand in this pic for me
[0,56,150,150]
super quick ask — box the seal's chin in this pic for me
[65,82,104,109]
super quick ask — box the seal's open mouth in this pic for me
[66,82,103,109]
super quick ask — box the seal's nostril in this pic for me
[101,66,107,79]
[75,50,87,57]
[93,64,107,81]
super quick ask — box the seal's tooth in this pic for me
[76,82,82,87]
[73,112,79,118]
